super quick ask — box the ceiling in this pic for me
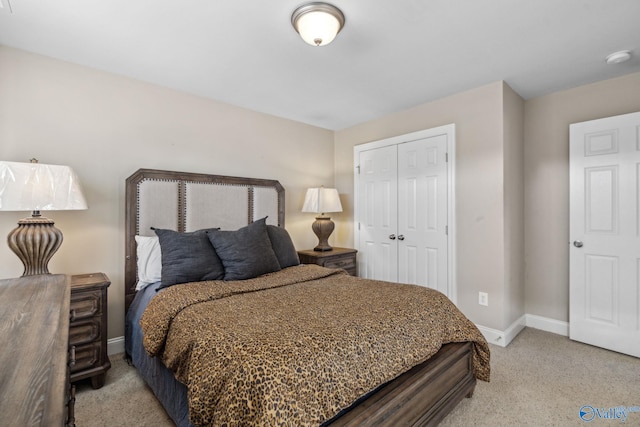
[0,0,638,130]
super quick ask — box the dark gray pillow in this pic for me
[267,225,300,268]
[153,228,224,289]
[206,217,281,280]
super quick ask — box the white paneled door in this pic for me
[356,130,450,297]
[569,111,640,358]
[397,136,448,294]
[357,144,399,282]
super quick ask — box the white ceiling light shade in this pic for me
[291,2,345,47]
[605,50,631,65]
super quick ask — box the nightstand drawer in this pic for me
[70,291,102,321]
[297,247,358,276]
[69,318,101,347]
[323,257,356,270]
[70,342,102,374]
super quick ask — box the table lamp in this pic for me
[0,159,88,276]
[302,187,342,251]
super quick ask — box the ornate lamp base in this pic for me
[7,216,63,276]
[311,216,335,252]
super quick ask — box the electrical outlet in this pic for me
[479,292,488,306]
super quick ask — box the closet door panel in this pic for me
[357,145,398,281]
[398,136,448,293]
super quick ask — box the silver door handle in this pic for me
[573,240,583,248]
[389,234,396,240]
[398,235,405,241]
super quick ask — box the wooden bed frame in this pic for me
[124,168,476,426]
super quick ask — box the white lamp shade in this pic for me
[296,11,340,46]
[302,187,342,214]
[0,161,88,211]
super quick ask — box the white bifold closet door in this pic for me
[357,134,449,296]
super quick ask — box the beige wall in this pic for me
[0,46,335,339]
[336,72,640,331]
[3,43,637,341]
[524,72,640,321]
[502,83,525,328]
[334,82,516,330]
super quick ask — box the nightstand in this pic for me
[69,273,111,389]
[297,247,357,276]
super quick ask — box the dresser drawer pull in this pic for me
[69,346,76,368]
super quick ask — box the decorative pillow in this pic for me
[153,227,224,289]
[206,217,281,280]
[266,225,300,269]
[134,235,162,291]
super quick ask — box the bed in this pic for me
[124,168,490,427]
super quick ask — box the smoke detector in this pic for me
[605,50,631,65]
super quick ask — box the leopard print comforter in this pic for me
[140,265,490,427]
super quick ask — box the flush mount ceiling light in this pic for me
[291,2,345,47]
[605,50,631,65]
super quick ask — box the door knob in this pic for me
[573,240,583,248]
[389,234,396,240]
[398,235,405,241]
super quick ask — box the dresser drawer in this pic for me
[69,318,101,347]
[70,290,102,321]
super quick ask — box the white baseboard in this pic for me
[108,336,125,356]
[476,313,568,347]
[475,325,508,347]
[107,314,570,354]
[505,315,527,345]
[476,315,526,348]
[525,314,569,336]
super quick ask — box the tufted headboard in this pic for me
[124,168,285,312]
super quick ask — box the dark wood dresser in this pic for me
[69,272,111,389]
[297,247,357,276]
[0,274,73,426]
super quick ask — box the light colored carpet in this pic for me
[75,328,640,426]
